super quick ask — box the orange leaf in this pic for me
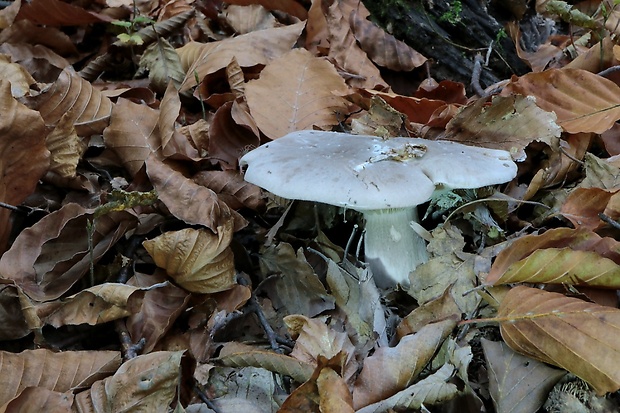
[245,48,350,139]
[502,68,620,134]
[561,187,620,230]
[498,286,620,394]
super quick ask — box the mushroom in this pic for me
[239,130,517,288]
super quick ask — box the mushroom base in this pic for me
[363,208,428,288]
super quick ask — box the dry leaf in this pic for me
[143,224,236,294]
[217,347,315,383]
[73,351,182,413]
[349,9,426,71]
[179,22,305,91]
[245,48,350,139]
[285,315,357,384]
[487,228,620,287]
[103,98,161,176]
[443,94,562,161]
[498,286,620,394]
[502,68,620,134]
[0,348,120,406]
[24,66,112,136]
[0,80,49,252]
[482,338,566,413]
[145,154,247,231]
[352,319,456,409]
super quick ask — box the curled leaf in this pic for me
[143,224,236,294]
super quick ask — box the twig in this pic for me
[194,384,222,413]
[599,213,620,230]
[471,54,486,97]
[115,319,145,360]
[597,65,620,78]
[239,276,295,352]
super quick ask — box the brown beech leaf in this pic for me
[217,347,315,383]
[356,363,459,413]
[0,54,36,98]
[23,67,112,136]
[16,0,110,26]
[487,228,620,287]
[0,285,29,340]
[349,9,426,71]
[324,0,386,89]
[352,319,456,409]
[0,20,78,57]
[443,94,562,161]
[103,98,160,177]
[143,225,236,294]
[209,101,260,169]
[245,48,349,139]
[45,109,82,179]
[145,155,247,231]
[502,68,620,134]
[316,365,355,413]
[0,348,120,406]
[279,352,353,413]
[0,387,74,412]
[260,243,335,317]
[224,0,308,20]
[488,248,620,288]
[0,203,136,301]
[360,89,448,125]
[0,80,49,252]
[192,170,265,211]
[498,286,620,395]
[179,22,305,91]
[34,283,147,328]
[222,4,277,35]
[482,338,566,413]
[74,351,182,413]
[561,187,620,230]
[285,315,358,384]
[126,271,190,353]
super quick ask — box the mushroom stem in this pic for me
[362,208,428,288]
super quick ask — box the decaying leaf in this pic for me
[34,282,148,327]
[498,286,620,395]
[443,94,562,161]
[73,351,183,413]
[482,338,566,413]
[218,346,315,384]
[349,9,426,71]
[260,243,335,317]
[143,224,236,294]
[356,361,460,412]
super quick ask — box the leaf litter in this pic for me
[0,0,620,412]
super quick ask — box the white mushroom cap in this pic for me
[240,130,517,210]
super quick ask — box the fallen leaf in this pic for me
[498,286,620,395]
[482,338,566,413]
[245,48,350,139]
[502,68,620,134]
[143,224,236,294]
